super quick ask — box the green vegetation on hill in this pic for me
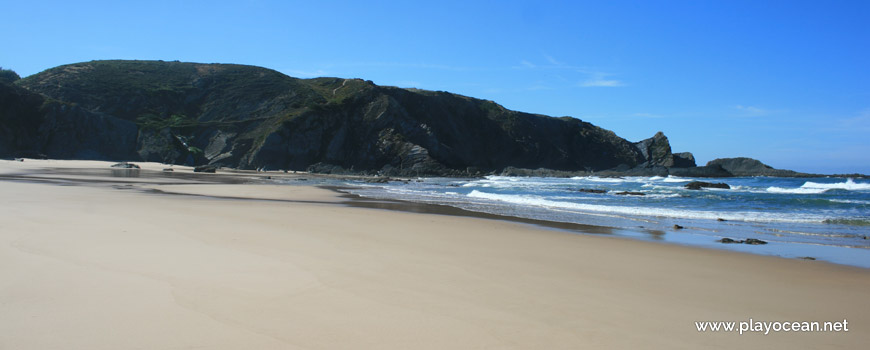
[0,67,20,84]
[9,60,682,174]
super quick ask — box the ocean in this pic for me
[334,175,870,268]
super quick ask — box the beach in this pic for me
[1,160,868,349]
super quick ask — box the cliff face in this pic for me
[5,60,658,175]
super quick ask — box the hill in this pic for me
[2,60,796,177]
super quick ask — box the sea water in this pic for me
[337,176,870,268]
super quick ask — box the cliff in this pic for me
[1,60,813,177]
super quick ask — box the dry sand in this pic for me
[1,159,868,349]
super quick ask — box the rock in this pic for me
[615,191,646,196]
[307,163,349,175]
[673,224,684,229]
[577,188,607,194]
[110,162,140,169]
[672,152,696,168]
[744,238,767,245]
[798,256,816,260]
[685,181,730,190]
[162,168,174,172]
[718,237,768,245]
[633,132,674,167]
[194,165,217,173]
[706,157,810,177]
[14,158,23,162]
[717,218,726,222]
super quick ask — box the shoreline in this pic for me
[3,159,868,268]
[4,159,867,268]
[2,159,869,349]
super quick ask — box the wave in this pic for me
[766,187,828,194]
[823,218,870,226]
[466,190,824,223]
[829,199,870,205]
[801,179,870,191]
[662,176,692,183]
[765,179,870,194]
[570,176,626,183]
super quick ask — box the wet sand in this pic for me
[1,159,869,349]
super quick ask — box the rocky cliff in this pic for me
[1,60,807,177]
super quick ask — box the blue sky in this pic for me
[3,0,868,173]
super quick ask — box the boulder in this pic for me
[685,181,730,190]
[718,237,768,245]
[615,191,646,196]
[194,165,217,173]
[110,162,140,169]
[744,238,768,245]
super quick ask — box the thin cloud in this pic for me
[520,60,537,68]
[578,70,626,88]
[733,105,772,116]
[544,54,562,66]
[581,78,625,87]
[833,108,870,131]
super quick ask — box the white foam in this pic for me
[467,190,823,223]
[801,179,870,191]
[663,176,692,183]
[571,176,626,183]
[829,199,870,205]
[645,193,683,199]
[765,179,870,194]
[766,187,827,194]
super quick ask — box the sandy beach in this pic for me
[1,159,868,349]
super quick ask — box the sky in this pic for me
[2,0,868,174]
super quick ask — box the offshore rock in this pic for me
[685,181,730,190]
[633,131,674,167]
[672,152,696,168]
[706,158,809,177]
